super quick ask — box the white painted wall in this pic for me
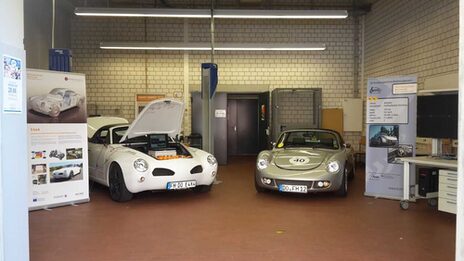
[0,0,29,260]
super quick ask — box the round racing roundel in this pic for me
[289,156,310,165]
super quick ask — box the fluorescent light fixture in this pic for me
[75,8,211,18]
[214,9,348,19]
[75,7,348,19]
[100,42,326,51]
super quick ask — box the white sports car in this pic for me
[52,166,81,180]
[87,99,218,202]
[29,88,83,117]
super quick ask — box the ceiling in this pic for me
[72,0,377,12]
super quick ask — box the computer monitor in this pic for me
[417,94,458,139]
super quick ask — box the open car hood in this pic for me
[120,99,184,142]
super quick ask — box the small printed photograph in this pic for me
[49,162,83,183]
[388,144,414,164]
[3,56,22,80]
[49,149,65,160]
[27,88,86,123]
[32,174,48,186]
[66,148,83,160]
[369,125,399,148]
[31,150,47,160]
[31,164,47,175]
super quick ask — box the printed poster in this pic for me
[365,76,417,200]
[27,69,89,210]
[3,55,22,113]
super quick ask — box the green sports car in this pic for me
[255,129,355,196]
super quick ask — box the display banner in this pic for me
[365,76,417,200]
[27,69,89,210]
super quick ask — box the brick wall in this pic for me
[364,0,458,90]
[71,15,360,146]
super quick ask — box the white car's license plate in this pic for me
[167,180,196,190]
[278,184,308,193]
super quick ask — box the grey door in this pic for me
[271,88,322,142]
[227,98,259,155]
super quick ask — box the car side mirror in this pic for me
[344,143,351,149]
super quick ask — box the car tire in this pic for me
[69,171,74,179]
[335,170,348,197]
[193,184,213,193]
[49,104,60,118]
[254,178,267,193]
[109,163,133,202]
[348,162,355,180]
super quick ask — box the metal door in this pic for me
[227,98,259,155]
[271,88,322,142]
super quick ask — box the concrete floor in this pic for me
[29,156,456,261]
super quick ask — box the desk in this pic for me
[400,156,457,210]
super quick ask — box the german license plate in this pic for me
[278,184,308,193]
[167,180,196,190]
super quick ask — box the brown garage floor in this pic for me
[29,156,456,261]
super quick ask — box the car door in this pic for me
[88,128,109,182]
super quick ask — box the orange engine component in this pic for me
[155,155,192,160]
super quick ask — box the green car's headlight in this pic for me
[327,160,340,174]
[134,158,148,172]
[207,155,217,165]
[257,158,269,170]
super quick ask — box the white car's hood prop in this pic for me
[120,99,184,142]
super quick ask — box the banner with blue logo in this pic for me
[365,76,417,200]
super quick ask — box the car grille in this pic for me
[190,165,203,174]
[275,179,314,189]
[152,168,175,176]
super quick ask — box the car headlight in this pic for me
[207,155,217,165]
[326,160,340,174]
[257,158,269,170]
[133,158,148,172]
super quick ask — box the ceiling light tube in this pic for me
[214,9,348,19]
[100,42,326,51]
[75,7,348,19]
[75,8,211,18]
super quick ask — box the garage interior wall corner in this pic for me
[0,0,30,260]
[24,0,73,70]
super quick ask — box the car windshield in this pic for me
[49,88,65,97]
[276,131,340,150]
[112,127,128,143]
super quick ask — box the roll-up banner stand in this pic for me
[365,76,417,200]
[27,69,89,210]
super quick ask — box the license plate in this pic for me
[278,184,308,193]
[167,180,196,190]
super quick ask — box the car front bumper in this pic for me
[123,163,218,193]
[255,165,344,193]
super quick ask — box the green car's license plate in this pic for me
[278,184,308,193]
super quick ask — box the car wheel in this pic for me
[69,171,74,179]
[335,170,348,197]
[49,104,60,118]
[348,162,355,180]
[109,163,133,202]
[254,177,267,193]
[193,184,213,193]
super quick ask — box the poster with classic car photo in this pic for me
[368,125,399,148]
[49,161,83,183]
[32,174,48,186]
[387,144,413,164]
[26,69,87,123]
